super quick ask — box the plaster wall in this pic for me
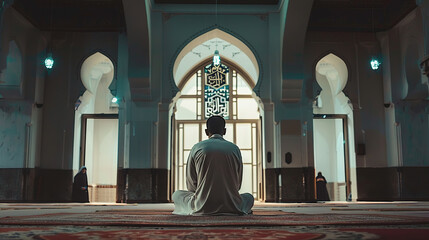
[0,102,30,168]
[0,8,45,169]
[378,8,428,167]
[0,7,47,201]
[117,8,163,170]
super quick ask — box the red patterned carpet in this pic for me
[2,225,429,239]
[0,227,324,240]
[2,208,429,239]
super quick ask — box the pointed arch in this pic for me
[313,53,357,201]
[173,28,260,89]
[315,53,348,96]
[80,52,115,95]
[73,52,117,172]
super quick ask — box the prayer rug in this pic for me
[2,209,429,227]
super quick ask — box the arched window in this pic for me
[176,59,259,121]
[173,59,262,198]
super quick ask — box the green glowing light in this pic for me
[44,56,54,69]
[370,58,380,70]
[213,50,220,65]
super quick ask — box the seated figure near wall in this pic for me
[172,116,254,215]
[316,172,330,201]
[72,166,89,203]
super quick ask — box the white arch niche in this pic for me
[173,29,259,88]
[72,52,118,202]
[313,53,357,201]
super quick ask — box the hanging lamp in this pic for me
[45,0,54,70]
[212,0,221,65]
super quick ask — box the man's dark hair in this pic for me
[206,116,226,134]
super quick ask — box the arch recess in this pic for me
[173,29,259,88]
[73,52,117,171]
[313,53,357,201]
[81,52,114,95]
[315,53,348,97]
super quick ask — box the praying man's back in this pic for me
[172,116,254,215]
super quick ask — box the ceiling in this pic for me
[11,0,417,32]
[12,0,125,32]
[308,0,417,32]
[154,0,279,4]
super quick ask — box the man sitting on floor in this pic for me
[172,115,254,216]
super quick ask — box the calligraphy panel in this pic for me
[205,85,229,119]
[204,63,229,89]
[204,63,230,119]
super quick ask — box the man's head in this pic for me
[205,116,226,137]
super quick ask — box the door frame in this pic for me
[313,114,351,200]
[79,113,119,168]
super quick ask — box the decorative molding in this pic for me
[201,44,211,50]
[232,51,241,58]
[191,51,201,58]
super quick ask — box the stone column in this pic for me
[261,101,278,202]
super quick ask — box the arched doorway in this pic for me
[313,53,357,201]
[172,57,262,199]
[170,29,264,201]
[72,52,119,203]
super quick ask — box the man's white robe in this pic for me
[172,134,254,215]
